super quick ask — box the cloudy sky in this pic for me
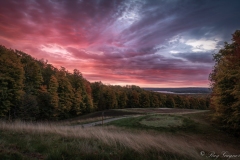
[0,0,240,87]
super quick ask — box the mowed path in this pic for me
[78,108,209,128]
[79,116,129,128]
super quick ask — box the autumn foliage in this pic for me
[209,30,240,135]
[0,45,209,121]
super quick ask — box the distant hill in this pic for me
[143,87,211,94]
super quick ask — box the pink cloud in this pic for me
[1,0,236,87]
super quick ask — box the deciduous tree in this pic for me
[209,30,240,134]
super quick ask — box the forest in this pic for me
[0,45,209,121]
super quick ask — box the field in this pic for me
[0,109,239,160]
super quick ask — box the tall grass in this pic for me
[1,120,238,160]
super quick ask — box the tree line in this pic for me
[0,45,209,121]
[91,82,209,110]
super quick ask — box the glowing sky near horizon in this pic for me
[0,0,240,87]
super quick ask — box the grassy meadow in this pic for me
[0,109,239,160]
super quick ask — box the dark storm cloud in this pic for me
[122,0,240,48]
[173,52,214,63]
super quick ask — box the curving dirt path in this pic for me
[78,109,209,128]
[78,117,128,128]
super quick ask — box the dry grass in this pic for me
[1,120,238,160]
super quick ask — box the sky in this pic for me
[0,0,240,88]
